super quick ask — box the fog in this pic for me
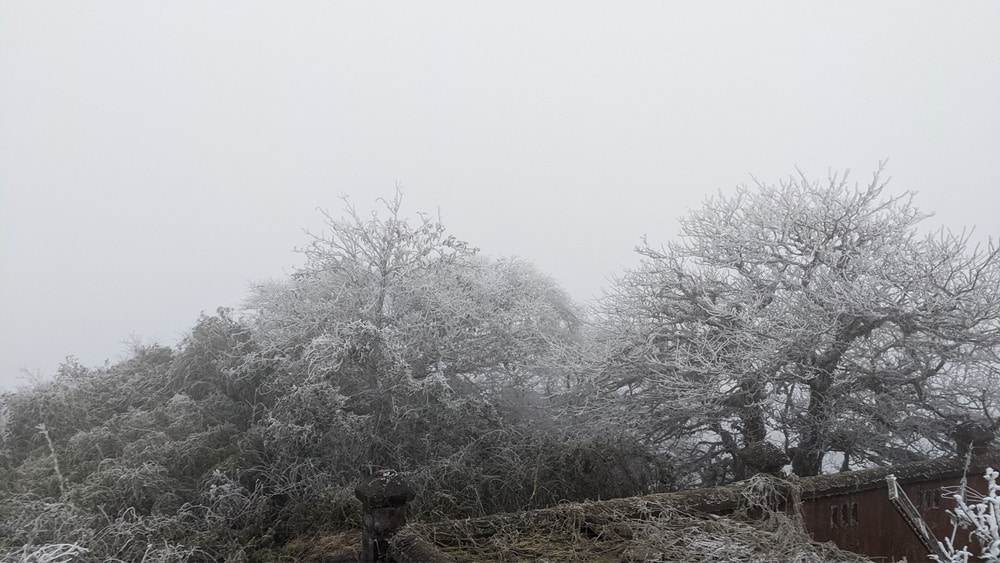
[1,1,998,389]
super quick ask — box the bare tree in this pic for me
[598,164,1000,480]
[244,189,582,396]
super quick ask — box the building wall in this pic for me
[800,476,977,563]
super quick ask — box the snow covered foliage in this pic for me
[598,164,1000,482]
[0,191,661,560]
[244,190,583,397]
[936,468,1000,563]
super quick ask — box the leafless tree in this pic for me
[244,189,582,398]
[598,164,1000,479]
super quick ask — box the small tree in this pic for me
[935,468,1000,562]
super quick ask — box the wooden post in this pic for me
[355,469,416,562]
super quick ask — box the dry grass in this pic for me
[260,530,360,562]
[395,474,875,563]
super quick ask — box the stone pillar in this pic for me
[355,469,416,562]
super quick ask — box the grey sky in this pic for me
[1,2,998,390]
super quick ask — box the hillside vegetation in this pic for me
[2,170,998,561]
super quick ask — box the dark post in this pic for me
[952,420,995,458]
[355,469,416,562]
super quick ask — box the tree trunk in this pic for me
[740,377,768,445]
[792,373,831,477]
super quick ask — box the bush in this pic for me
[936,467,1000,562]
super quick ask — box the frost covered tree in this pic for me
[936,468,1000,562]
[245,190,582,399]
[241,190,586,483]
[598,165,1000,480]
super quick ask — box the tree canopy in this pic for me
[598,165,1000,480]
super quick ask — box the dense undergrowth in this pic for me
[0,316,664,561]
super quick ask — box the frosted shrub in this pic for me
[935,468,1000,562]
[1,543,88,563]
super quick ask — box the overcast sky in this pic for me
[1,2,998,390]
